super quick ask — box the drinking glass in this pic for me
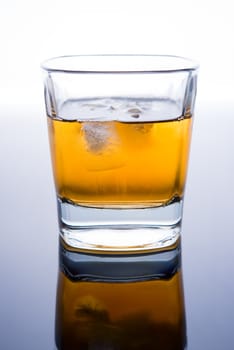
[41,55,198,253]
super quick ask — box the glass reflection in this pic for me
[55,241,186,350]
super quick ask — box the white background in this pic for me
[0,1,234,349]
[0,0,233,105]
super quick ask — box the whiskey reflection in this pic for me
[55,241,186,350]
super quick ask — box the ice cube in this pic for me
[82,122,113,153]
[82,121,126,171]
[127,107,142,119]
[127,107,142,114]
[82,102,107,111]
[133,123,153,133]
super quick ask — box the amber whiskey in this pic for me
[48,112,192,208]
[55,271,186,349]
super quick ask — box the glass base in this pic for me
[58,198,183,253]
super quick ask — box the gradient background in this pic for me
[0,1,234,349]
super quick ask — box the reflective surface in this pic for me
[56,241,186,349]
[1,101,234,349]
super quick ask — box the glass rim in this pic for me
[41,54,199,74]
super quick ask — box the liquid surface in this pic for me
[56,271,186,350]
[48,99,192,207]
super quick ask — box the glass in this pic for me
[55,239,186,349]
[41,55,198,253]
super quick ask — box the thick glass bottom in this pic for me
[57,198,183,253]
